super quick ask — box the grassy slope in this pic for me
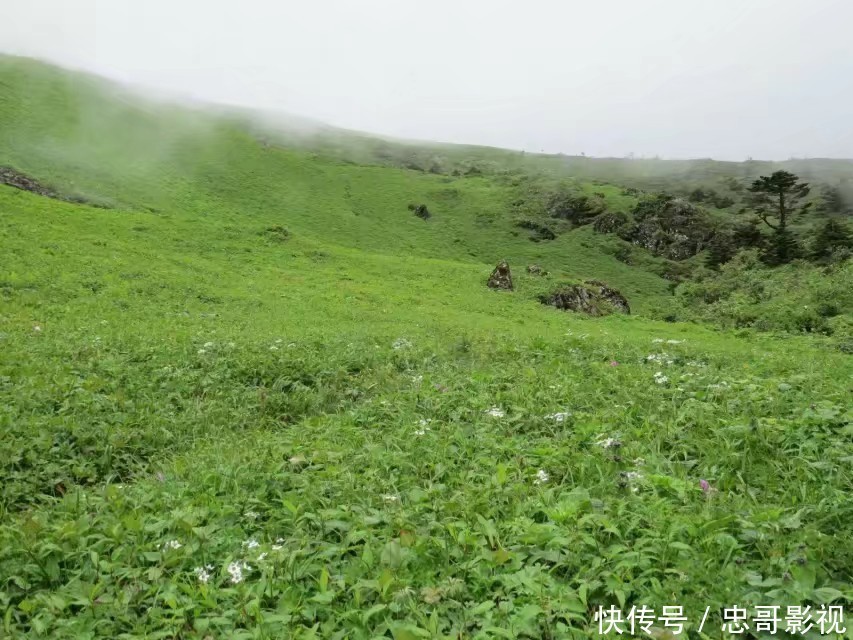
[0,55,670,315]
[0,56,851,639]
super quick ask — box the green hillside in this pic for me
[0,55,673,315]
[0,56,851,639]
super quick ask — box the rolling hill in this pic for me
[0,55,851,639]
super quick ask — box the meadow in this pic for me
[0,56,851,638]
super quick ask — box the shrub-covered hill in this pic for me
[0,55,851,639]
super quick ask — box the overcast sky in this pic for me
[3,0,852,160]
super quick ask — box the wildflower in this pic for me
[197,349,207,355]
[545,412,570,422]
[621,471,643,482]
[485,407,505,418]
[194,565,214,584]
[257,552,268,561]
[161,539,182,551]
[666,339,684,345]
[392,337,412,350]
[33,325,42,332]
[596,437,622,449]
[382,494,400,503]
[242,539,260,550]
[203,341,214,348]
[699,479,718,495]
[414,420,431,435]
[269,345,279,351]
[534,469,550,485]
[275,339,283,344]
[609,361,619,366]
[272,538,284,551]
[652,338,664,343]
[653,372,669,385]
[227,561,250,584]
[646,353,674,364]
[244,510,259,520]
[412,375,423,385]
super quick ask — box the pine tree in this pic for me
[747,171,811,265]
[762,229,802,266]
[810,217,853,262]
[704,233,736,269]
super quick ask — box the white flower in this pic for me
[653,372,669,384]
[596,437,621,449]
[621,471,643,482]
[666,339,684,345]
[646,353,674,364]
[269,345,279,351]
[244,510,259,520]
[382,494,400,503]
[392,337,412,350]
[652,338,664,343]
[227,561,250,584]
[534,469,550,485]
[412,375,423,385]
[257,552,268,561]
[272,538,284,551]
[485,407,505,418]
[197,349,206,355]
[194,565,213,584]
[203,341,214,348]
[275,339,283,344]
[33,325,42,332]
[161,539,182,551]
[545,412,570,422]
[242,539,260,550]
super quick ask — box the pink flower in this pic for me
[699,479,711,493]
[609,361,619,366]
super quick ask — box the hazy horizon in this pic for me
[3,0,852,162]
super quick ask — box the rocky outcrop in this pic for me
[1,167,58,198]
[616,194,715,260]
[1,166,95,206]
[539,281,630,316]
[584,280,630,314]
[487,260,514,290]
[592,210,629,234]
[515,219,556,241]
[407,203,431,220]
[527,264,548,276]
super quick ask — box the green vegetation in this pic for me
[0,55,851,638]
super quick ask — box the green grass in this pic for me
[0,56,851,639]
